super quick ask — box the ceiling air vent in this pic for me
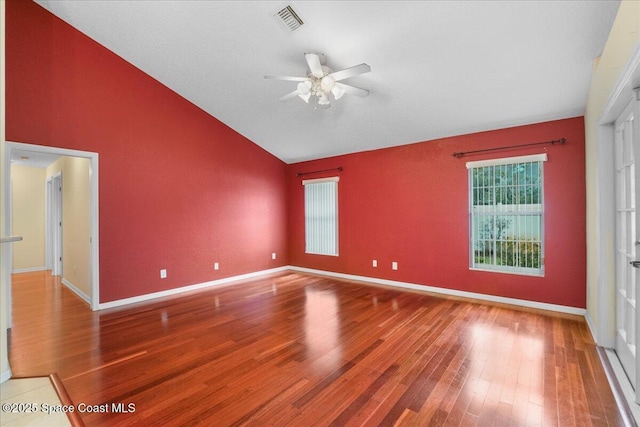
[273,4,305,33]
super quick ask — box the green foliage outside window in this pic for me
[471,161,542,272]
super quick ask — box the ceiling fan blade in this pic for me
[304,53,324,78]
[265,74,309,82]
[279,91,300,102]
[335,82,369,98]
[329,63,371,82]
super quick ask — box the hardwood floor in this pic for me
[8,271,626,426]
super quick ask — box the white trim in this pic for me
[61,278,91,306]
[0,368,11,384]
[594,124,616,349]
[302,176,339,185]
[47,172,62,277]
[98,266,289,310]
[466,153,548,169]
[469,266,544,278]
[288,266,586,316]
[591,43,640,406]
[45,176,51,270]
[598,42,640,125]
[1,0,10,387]
[304,179,339,256]
[585,312,598,343]
[5,142,100,311]
[604,348,640,425]
[12,266,47,274]
[467,157,545,276]
[97,263,586,316]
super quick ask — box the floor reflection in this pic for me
[304,287,341,372]
[468,321,545,425]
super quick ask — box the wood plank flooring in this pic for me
[8,271,626,426]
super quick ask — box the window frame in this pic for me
[303,176,339,256]
[466,153,547,277]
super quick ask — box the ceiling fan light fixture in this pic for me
[298,92,311,103]
[297,81,311,95]
[266,52,370,108]
[320,75,335,92]
[331,85,345,100]
[317,93,330,105]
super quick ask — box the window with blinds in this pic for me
[303,177,339,256]
[467,154,546,276]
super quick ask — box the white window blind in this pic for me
[467,154,546,276]
[303,177,339,256]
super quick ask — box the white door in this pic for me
[614,95,640,399]
[47,173,63,277]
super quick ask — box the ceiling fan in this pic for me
[265,53,371,108]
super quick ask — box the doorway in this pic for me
[3,142,99,319]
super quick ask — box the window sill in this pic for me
[305,252,339,257]
[470,266,544,278]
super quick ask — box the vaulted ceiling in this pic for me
[35,1,620,163]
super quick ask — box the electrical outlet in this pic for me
[372,259,377,267]
[214,262,219,270]
[272,252,276,260]
[392,262,398,270]
[160,269,167,279]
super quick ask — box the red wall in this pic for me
[6,0,288,302]
[287,117,587,308]
[6,1,587,309]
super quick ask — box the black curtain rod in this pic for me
[297,167,343,177]
[452,138,566,158]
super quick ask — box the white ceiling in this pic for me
[10,149,59,168]
[34,1,620,164]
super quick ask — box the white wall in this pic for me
[11,165,45,272]
[585,0,640,346]
[47,156,91,298]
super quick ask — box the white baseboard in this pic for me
[1,368,12,384]
[95,265,586,317]
[12,266,47,274]
[585,312,598,342]
[604,348,640,425]
[289,266,587,316]
[98,266,289,310]
[61,278,91,306]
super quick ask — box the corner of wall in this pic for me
[1,0,13,383]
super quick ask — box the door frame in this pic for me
[594,44,640,406]
[46,172,63,276]
[612,95,639,392]
[3,141,99,313]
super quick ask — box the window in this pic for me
[303,177,339,256]
[467,154,546,276]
